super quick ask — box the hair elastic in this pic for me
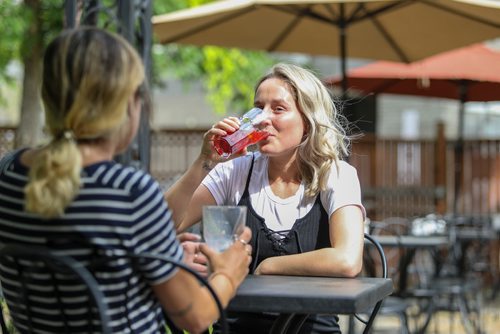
[59,130,75,141]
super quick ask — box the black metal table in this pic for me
[373,235,449,248]
[227,274,393,334]
[373,235,449,293]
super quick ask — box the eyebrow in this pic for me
[254,98,291,106]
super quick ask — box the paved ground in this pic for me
[339,290,499,333]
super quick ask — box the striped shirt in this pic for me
[0,149,183,333]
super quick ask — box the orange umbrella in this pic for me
[325,43,500,102]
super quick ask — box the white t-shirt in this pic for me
[202,152,365,232]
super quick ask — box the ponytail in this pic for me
[25,131,82,218]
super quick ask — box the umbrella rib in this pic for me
[159,7,255,44]
[271,5,339,25]
[346,1,412,25]
[421,0,500,29]
[268,10,305,52]
[359,5,410,63]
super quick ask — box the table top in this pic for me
[227,274,393,314]
[373,235,449,248]
[453,227,499,241]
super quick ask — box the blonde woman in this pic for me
[167,63,365,333]
[0,27,251,334]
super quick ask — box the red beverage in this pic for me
[213,108,269,158]
[214,129,269,158]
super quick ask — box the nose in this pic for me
[252,108,272,127]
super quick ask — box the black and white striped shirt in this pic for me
[0,149,183,333]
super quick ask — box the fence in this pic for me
[1,127,499,220]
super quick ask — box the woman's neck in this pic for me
[78,140,116,166]
[267,152,301,184]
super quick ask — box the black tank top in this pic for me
[236,154,330,272]
[226,154,341,334]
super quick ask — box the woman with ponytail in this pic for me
[0,27,251,334]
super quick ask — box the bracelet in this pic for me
[209,271,236,296]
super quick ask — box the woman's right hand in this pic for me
[199,227,252,290]
[200,116,248,166]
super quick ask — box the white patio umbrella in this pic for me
[152,0,500,94]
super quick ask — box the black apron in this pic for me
[219,154,341,334]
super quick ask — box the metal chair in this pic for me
[409,215,484,334]
[0,244,111,334]
[0,244,228,334]
[365,218,413,334]
[354,233,389,334]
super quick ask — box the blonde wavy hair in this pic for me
[255,63,349,198]
[25,27,145,218]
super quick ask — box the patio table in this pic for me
[227,274,393,334]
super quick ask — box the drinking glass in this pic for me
[202,205,247,252]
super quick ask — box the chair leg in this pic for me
[449,296,455,334]
[416,297,436,334]
[399,312,409,334]
[457,293,475,334]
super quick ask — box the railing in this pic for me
[1,127,499,219]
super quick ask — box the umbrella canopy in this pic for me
[152,0,500,92]
[325,43,500,102]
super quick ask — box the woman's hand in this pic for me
[200,117,248,167]
[200,227,252,289]
[179,232,209,277]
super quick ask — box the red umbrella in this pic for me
[325,43,500,102]
[325,43,500,215]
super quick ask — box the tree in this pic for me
[0,0,278,150]
[0,2,28,119]
[152,0,276,115]
[16,0,44,148]
[0,0,62,148]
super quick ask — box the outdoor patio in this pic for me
[1,1,499,333]
[340,292,500,333]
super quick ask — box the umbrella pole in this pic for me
[453,80,468,215]
[339,3,348,97]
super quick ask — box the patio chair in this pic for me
[341,233,388,334]
[0,244,227,334]
[366,218,413,334]
[408,215,484,334]
[0,243,111,333]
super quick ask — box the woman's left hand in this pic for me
[178,232,209,277]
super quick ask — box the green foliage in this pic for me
[152,0,276,115]
[0,0,62,107]
[0,0,277,118]
[0,2,28,106]
[203,47,274,114]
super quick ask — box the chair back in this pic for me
[0,245,228,334]
[368,217,410,283]
[0,244,111,334]
[354,233,389,334]
[364,233,388,279]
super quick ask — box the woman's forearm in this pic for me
[255,247,363,278]
[164,157,210,227]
